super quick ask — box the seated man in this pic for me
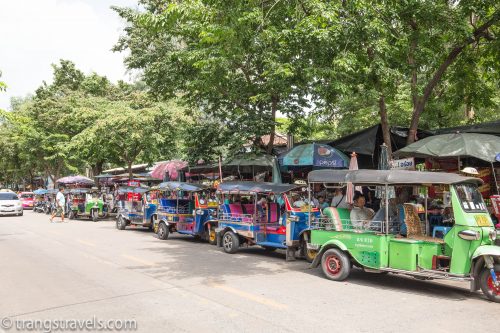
[350,192,375,229]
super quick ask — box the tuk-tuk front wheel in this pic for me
[208,227,217,245]
[157,222,169,240]
[479,265,500,303]
[321,248,351,281]
[222,231,239,254]
[116,216,127,230]
[69,211,75,220]
[301,237,317,263]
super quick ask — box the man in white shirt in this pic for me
[350,192,374,229]
[50,187,66,223]
[331,188,349,209]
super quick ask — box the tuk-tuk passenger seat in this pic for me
[267,203,280,223]
[403,204,444,244]
[323,207,353,231]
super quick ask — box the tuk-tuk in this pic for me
[45,189,59,215]
[307,169,500,303]
[33,189,48,213]
[116,186,157,230]
[215,181,321,260]
[67,188,107,221]
[153,182,218,243]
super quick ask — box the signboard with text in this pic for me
[390,158,415,170]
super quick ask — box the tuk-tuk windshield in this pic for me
[454,183,487,213]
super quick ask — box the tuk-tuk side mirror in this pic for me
[458,230,480,241]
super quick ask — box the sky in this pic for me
[0,0,138,110]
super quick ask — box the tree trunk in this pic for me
[378,93,392,156]
[127,161,133,180]
[267,96,278,154]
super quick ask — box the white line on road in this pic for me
[122,254,157,267]
[210,284,288,310]
[77,239,96,247]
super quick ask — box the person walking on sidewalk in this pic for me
[50,187,66,223]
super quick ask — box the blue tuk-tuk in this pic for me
[154,182,219,243]
[116,186,157,230]
[214,181,320,261]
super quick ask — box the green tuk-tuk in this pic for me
[307,169,500,302]
[68,188,107,222]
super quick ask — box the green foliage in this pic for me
[0,60,184,184]
[113,0,314,153]
[0,70,6,93]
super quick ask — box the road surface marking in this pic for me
[122,254,157,267]
[211,284,288,310]
[77,239,96,247]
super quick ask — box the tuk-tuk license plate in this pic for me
[474,215,490,227]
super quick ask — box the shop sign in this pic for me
[390,158,415,170]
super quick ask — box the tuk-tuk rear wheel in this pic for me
[116,216,126,230]
[222,231,239,254]
[321,248,351,281]
[479,265,500,303]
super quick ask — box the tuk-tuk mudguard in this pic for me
[472,245,500,260]
[310,240,348,268]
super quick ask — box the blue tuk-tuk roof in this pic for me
[33,189,48,195]
[158,181,208,192]
[117,186,150,194]
[217,181,299,194]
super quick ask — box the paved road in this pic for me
[0,212,497,333]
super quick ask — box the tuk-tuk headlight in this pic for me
[458,230,480,241]
[196,209,204,215]
[289,215,300,222]
[489,230,497,242]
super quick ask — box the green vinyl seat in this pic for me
[323,207,353,231]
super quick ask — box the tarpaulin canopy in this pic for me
[217,181,299,194]
[394,133,500,163]
[433,119,500,136]
[281,143,350,168]
[182,153,282,183]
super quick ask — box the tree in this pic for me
[73,96,179,178]
[113,0,312,154]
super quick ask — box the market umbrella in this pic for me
[151,160,188,180]
[376,143,394,199]
[394,133,500,163]
[224,153,282,183]
[281,143,350,169]
[56,175,94,185]
[346,152,361,204]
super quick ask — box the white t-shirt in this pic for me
[331,194,348,209]
[56,192,65,207]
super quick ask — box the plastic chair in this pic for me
[432,226,452,239]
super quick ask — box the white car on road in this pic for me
[0,192,23,216]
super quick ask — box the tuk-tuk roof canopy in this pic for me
[308,169,483,186]
[117,186,150,194]
[217,181,299,194]
[158,181,208,192]
[69,188,91,194]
